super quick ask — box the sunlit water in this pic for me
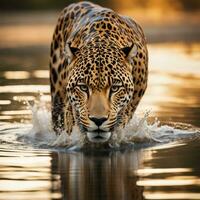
[0,18,200,199]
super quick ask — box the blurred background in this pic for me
[0,0,200,45]
[0,0,199,125]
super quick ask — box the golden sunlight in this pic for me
[144,192,200,200]
[0,85,49,93]
[4,71,30,79]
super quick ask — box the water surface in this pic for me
[0,18,200,200]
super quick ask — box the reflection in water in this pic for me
[0,100,11,105]
[33,70,49,78]
[0,85,49,93]
[136,168,192,175]
[0,149,61,200]
[3,71,30,79]
[144,192,200,200]
[138,179,200,186]
[13,95,35,101]
[138,43,200,126]
[50,140,200,200]
[149,44,200,75]
[52,150,146,200]
[0,140,196,200]
[139,140,200,200]
[1,110,31,115]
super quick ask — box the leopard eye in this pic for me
[110,85,121,93]
[78,84,88,92]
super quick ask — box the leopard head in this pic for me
[65,42,137,143]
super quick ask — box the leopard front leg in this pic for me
[50,81,65,134]
[49,44,74,134]
[50,86,74,135]
[50,68,74,135]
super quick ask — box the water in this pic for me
[0,15,200,200]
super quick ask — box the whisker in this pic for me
[79,117,90,126]
[107,120,116,126]
[79,123,89,132]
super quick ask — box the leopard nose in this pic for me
[89,117,107,126]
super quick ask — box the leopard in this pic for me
[49,1,148,143]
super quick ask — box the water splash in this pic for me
[25,99,200,149]
[0,98,199,151]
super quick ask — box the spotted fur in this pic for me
[49,1,148,142]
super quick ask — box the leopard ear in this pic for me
[121,44,137,61]
[64,43,79,64]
